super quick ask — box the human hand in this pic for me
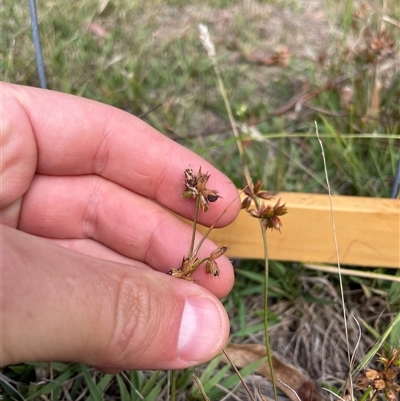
[1,82,241,371]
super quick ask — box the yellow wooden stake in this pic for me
[197,192,400,268]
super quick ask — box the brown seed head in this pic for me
[209,245,229,260]
[372,378,386,392]
[261,204,274,219]
[360,369,382,381]
[257,191,274,201]
[243,185,253,197]
[385,385,400,401]
[199,194,209,212]
[254,179,263,194]
[271,216,283,231]
[384,365,399,381]
[168,268,194,282]
[203,189,220,203]
[249,208,262,218]
[181,257,192,274]
[241,196,252,210]
[196,168,210,192]
[273,198,288,216]
[185,168,197,189]
[206,259,220,277]
[182,167,220,211]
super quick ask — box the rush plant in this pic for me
[168,166,228,281]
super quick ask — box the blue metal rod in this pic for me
[390,160,400,199]
[28,0,47,88]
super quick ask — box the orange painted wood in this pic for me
[197,192,400,268]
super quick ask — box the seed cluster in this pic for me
[167,167,227,281]
[182,167,220,212]
[241,179,288,232]
[357,348,400,401]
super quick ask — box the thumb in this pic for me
[1,226,230,370]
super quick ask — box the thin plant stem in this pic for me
[192,373,211,401]
[191,192,241,258]
[212,58,252,188]
[261,223,278,401]
[249,185,278,401]
[170,370,177,401]
[189,197,201,258]
[315,122,353,397]
[199,24,251,188]
[199,24,279,401]
[222,350,256,401]
[120,372,144,399]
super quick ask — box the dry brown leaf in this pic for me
[231,40,290,67]
[223,343,326,401]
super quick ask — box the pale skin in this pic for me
[1,82,241,372]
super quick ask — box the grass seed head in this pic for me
[168,268,194,282]
[171,167,227,281]
[205,259,220,277]
[241,196,252,210]
[357,348,400,400]
[209,245,228,260]
[182,167,220,212]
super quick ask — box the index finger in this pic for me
[9,83,241,226]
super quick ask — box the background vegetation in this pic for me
[1,0,399,399]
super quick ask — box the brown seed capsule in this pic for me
[244,186,253,197]
[209,246,229,260]
[181,257,192,274]
[273,199,288,216]
[387,381,400,400]
[384,364,399,381]
[257,191,274,201]
[357,376,371,389]
[207,193,219,202]
[168,268,184,278]
[271,216,283,231]
[372,378,386,392]
[199,194,209,212]
[261,204,273,219]
[241,196,252,210]
[202,189,220,202]
[385,386,400,401]
[361,369,382,381]
[206,259,220,277]
[193,167,208,192]
[254,179,263,194]
[184,168,197,189]
[168,268,194,282]
[249,209,261,218]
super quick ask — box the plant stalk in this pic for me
[188,197,200,259]
[261,223,278,401]
[170,370,177,401]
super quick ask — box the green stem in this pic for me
[189,197,200,259]
[170,370,177,401]
[261,223,278,401]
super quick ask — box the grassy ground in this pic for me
[1,0,400,400]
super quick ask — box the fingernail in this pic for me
[178,297,224,362]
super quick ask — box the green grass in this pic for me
[1,0,400,399]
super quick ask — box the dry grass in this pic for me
[226,273,397,400]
